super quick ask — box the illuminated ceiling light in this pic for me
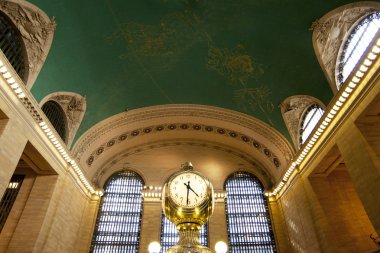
[6,77,15,84]
[352,76,361,83]
[14,87,22,94]
[10,83,19,89]
[341,91,349,98]
[367,52,377,60]
[330,109,337,115]
[333,105,340,111]
[17,93,25,99]
[363,59,372,66]
[39,121,46,127]
[359,65,368,72]
[348,82,356,88]
[336,101,343,107]
[319,124,326,130]
[322,121,328,126]
[326,113,334,119]
[355,70,364,78]
[338,97,346,103]
[372,45,380,54]
[345,87,353,93]
[311,137,317,142]
[3,72,11,78]
[0,66,7,73]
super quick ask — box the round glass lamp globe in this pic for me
[148,241,161,253]
[215,241,228,253]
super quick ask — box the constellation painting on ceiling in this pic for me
[104,0,274,125]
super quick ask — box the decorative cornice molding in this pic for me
[93,139,275,189]
[311,1,380,93]
[72,105,294,166]
[0,0,55,89]
[84,122,282,170]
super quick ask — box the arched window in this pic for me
[160,213,208,252]
[337,12,380,89]
[225,171,276,253]
[41,101,67,143]
[0,12,26,81]
[90,170,144,253]
[299,104,324,145]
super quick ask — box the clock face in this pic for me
[169,172,207,208]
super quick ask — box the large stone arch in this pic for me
[0,0,55,89]
[311,1,380,93]
[72,104,294,190]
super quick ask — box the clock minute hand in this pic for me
[184,182,190,205]
[189,187,199,197]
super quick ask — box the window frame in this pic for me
[90,170,144,253]
[336,12,380,89]
[224,171,277,253]
[299,104,325,146]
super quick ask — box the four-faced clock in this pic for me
[169,172,207,208]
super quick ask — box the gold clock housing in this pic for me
[162,162,214,229]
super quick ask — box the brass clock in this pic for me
[168,171,207,208]
[162,162,215,253]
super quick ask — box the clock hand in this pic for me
[189,187,199,197]
[186,187,189,205]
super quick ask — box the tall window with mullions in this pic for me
[0,12,26,81]
[90,170,144,253]
[225,171,276,252]
[160,212,208,252]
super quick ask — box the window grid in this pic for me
[300,104,324,145]
[0,13,26,81]
[0,175,24,232]
[225,172,276,253]
[90,171,144,253]
[160,213,208,252]
[41,101,67,142]
[337,12,380,88]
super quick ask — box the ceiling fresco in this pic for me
[29,0,357,143]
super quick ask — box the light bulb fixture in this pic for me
[215,241,228,253]
[148,241,161,253]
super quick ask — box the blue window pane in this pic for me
[90,170,144,253]
[337,12,380,88]
[225,172,276,253]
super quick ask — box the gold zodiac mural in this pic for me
[105,0,274,125]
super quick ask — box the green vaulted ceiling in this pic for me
[30,0,355,143]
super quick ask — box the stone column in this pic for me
[0,118,27,197]
[337,123,380,234]
[208,201,228,250]
[139,201,162,253]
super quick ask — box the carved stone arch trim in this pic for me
[280,95,325,150]
[99,168,146,189]
[72,104,294,187]
[311,1,380,94]
[40,92,86,148]
[0,0,56,89]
